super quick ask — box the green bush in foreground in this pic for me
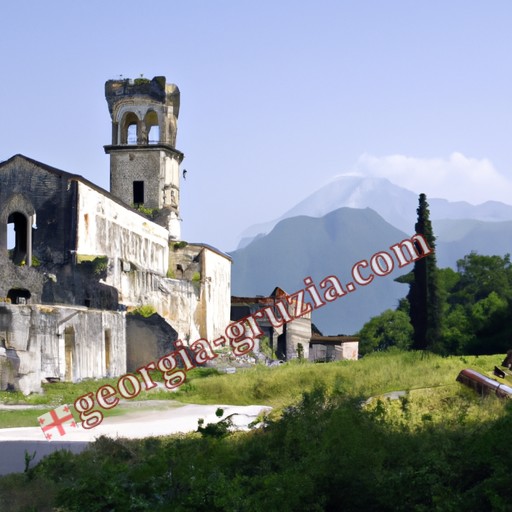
[1,382,512,511]
[1,352,511,510]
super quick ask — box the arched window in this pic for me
[7,212,28,265]
[120,112,140,144]
[1,195,35,265]
[144,110,160,144]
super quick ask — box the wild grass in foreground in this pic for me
[1,351,511,511]
[172,350,504,409]
[0,350,506,428]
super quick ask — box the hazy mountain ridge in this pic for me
[230,207,412,334]
[237,175,512,249]
[434,218,512,268]
[231,175,512,334]
[231,209,512,334]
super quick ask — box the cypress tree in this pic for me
[407,193,442,350]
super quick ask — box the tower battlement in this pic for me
[105,76,180,121]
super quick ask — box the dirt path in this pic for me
[0,402,271,475]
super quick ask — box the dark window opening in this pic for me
[121,112,139,144]
[64,326,76,382]
[7,288,31,305]
[133,181,144,206]
[105,329,112,375]
[7,212,28,265]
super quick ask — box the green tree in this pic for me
[407,193,442,351]
[453,252,512,303]
[359,309,413,355]
[440,304,474,355]
[438,253,512,354]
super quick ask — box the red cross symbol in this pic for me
[38,405,77,440]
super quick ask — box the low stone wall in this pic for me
[0,304,126,395]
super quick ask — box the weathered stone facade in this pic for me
[231,288,311,361]
[126,313,177,372]
[0,303,125,394]
[309,336,359,362]
[0,76,232,394]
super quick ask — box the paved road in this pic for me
[0,402,271,476]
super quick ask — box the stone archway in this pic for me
[0,194,35,266]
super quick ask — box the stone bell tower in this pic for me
[104,76,184,240]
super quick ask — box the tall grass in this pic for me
[0,350,506,427]
[173,350,504,408]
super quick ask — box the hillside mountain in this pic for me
[434,219,512,268]
[230,207,411,334]
[231,207,512,335]
[237,175,512,249]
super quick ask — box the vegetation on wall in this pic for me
[76,255,109,276]
[128,305,157,318]
[133,77,151,86]
[172,241,188,250]
[133,204,159,219]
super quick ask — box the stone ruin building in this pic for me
[0,76,231,394]
[231,287,312,361]
[231,288,359,363]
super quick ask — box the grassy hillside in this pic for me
[2,351,512,510]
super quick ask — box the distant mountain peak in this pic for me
[236,174,512,250]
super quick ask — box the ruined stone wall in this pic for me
[76,189,231,346]
[285,316,311,360]
[126,313,178,372]
[309,341,359,362]
[148,276,202,344]
[337,341,359,361]
[0,303,126,394]
[76,181,169,276]
[108,149,180,211]
[0,253,45,303]
[200,248,231,341]
[0,155,77,265]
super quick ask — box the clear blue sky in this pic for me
[2,1,512,251]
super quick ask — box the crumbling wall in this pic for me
[150,276,202,343]
[0,304,126,394]
[285,316,311,361]
[76,181,169,275]
[200,247,231,341]
[116,243,231,346]
[126,313,178,371]
[0,155,77,266]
